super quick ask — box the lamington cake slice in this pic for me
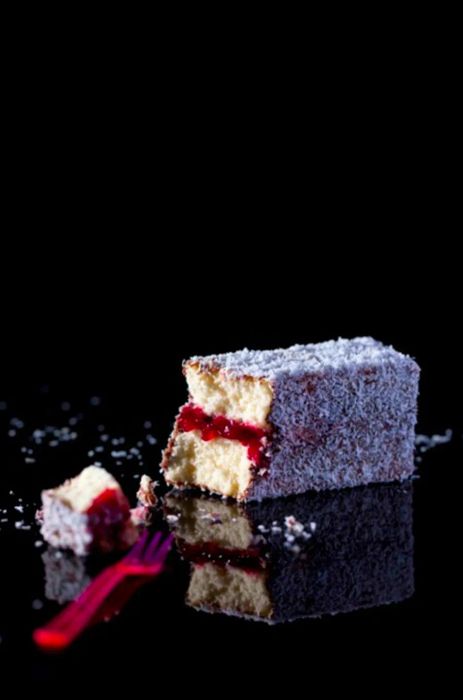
[40,466,137,555]
[162,337,420,501]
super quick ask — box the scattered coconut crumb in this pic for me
[287,543,301,554]
[415,430,453,453]
[30,425,78,447]
[130,505,152,527]
[136,475,158,508]
[283,515,316,551]
[284,515,305,535]
[166,514,180,524]
[32,599,44,610]
[254,515,316,552]
[10,418,25,429]
[200,512,222,524]
[15,521,31,530]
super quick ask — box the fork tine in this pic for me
[150,533,173,565]
[124,528,149,562]
[142,531,162,561]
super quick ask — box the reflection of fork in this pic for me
[33,531,173,651]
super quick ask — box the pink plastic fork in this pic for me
[33,530,173,651]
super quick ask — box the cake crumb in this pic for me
[136,475,158,508]
[166,514,180,524]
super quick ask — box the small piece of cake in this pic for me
[40,466,138,556]
[165,482,414,623]
[161,337,420,501]
[136,475,158,508]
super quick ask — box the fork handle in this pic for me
[33,564,126,650]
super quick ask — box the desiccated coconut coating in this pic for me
[188,337,404,379]
[163,338,420,500]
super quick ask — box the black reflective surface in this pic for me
[0,382,460,686]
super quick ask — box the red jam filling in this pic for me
[86,488,131,550]
[177,540,265,567]
[177,404,269,466]
[86,488,129,517]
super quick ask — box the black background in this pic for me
[0,31,461,690]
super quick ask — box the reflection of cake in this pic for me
[40,466,138,556]
[164,497,263,564]
[42,547,93,604]
[165,482,414,623]
[161,338,420,501]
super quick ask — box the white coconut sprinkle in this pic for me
[10,418,25,429]
[415,430,453,453]
[189,337,414,380]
